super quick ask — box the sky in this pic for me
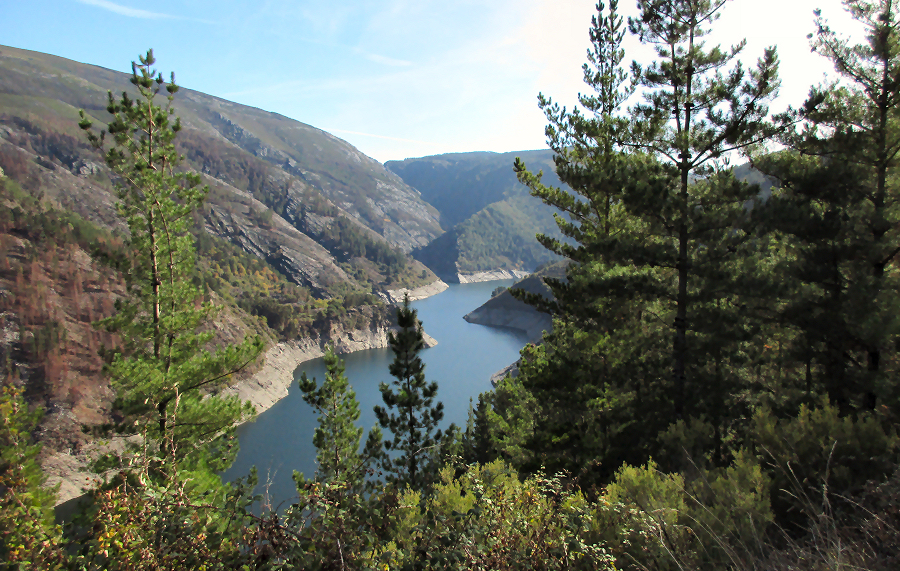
[0,0,867,164]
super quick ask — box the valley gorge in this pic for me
[6,0,899,565]
[0,44,556,505]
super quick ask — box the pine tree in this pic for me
[513,0,635,318]
[458,394,500,466]
[79,50,264,480]
[507,0,783,479]
[508,1,663,482]
[754,0,900,412]
[284,348,386,568]
[374,294,445,491]
[625,0,781,419]
[295,347,382,490]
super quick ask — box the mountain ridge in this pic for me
[0,44,445,297]
[386,149,565,279]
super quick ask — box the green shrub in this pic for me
[750,399,898,526]
[384,460,617,570]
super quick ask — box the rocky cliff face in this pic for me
[203,197,351,298]
[0,45,442,296]
[187,95,443,252]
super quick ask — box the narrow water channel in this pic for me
[222,280,529,509]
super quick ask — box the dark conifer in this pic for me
[374,294,445,490]
[754,0,900,413]
[507,0,783,479]
[625,0,781,420]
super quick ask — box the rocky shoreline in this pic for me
[45,299,442,506]
[461,272,552,343]
[463,307,550,342]
[378,278,449,303]
[490,361,520,386]
[456,269,530,283]
[222,322,438,416]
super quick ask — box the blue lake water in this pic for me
[222,280,529,509]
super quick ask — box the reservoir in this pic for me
[223,280,529,509]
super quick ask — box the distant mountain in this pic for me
[733,161,778,201]
[387,150,779,282]
[386,150,565,280]
[0,45,443,297]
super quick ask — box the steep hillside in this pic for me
[385,151,552,228]
[0,176,418,503]
[0,45,443,296]
[415,193,562,279]
[0,181,257,468]
[0,45,452,502]
[386,150,566,280]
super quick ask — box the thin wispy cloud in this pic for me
[75,0,177,20]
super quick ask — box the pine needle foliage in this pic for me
[754,0,900,414]
[296,347,383,491]
[625,0,783,418]
[78,50,264,479]
[375,294,446,491]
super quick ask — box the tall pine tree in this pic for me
[295,347,382,491]
[374,295,445,491]
[79,50,264,481]
[506,1,671,483]
[626,0,781,419]
[507,0,783,480]
[754,0,900,413]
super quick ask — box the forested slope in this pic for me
[387,150,564,277]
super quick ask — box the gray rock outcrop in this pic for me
[457,269,530,284]
[378,279,449,303]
